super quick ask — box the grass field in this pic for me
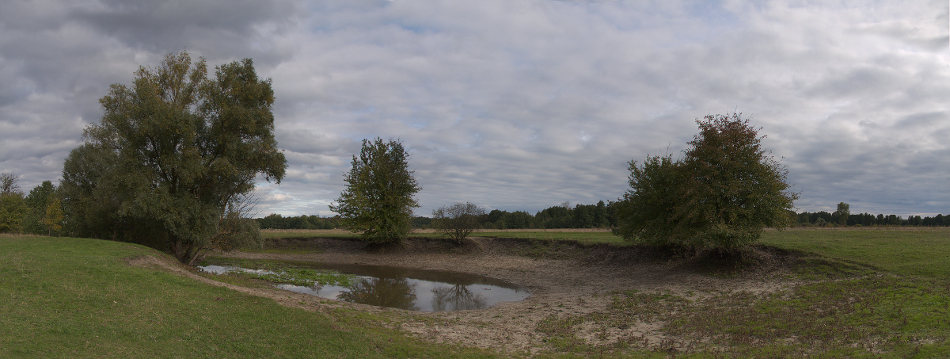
[759,227,950,277]
[0,234,492,359]
[3,227,949,357]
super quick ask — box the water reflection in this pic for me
[431,284,488,311]
[200,259,529,312]
[338,278,418,311]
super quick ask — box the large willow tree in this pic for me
[78,51,286,264]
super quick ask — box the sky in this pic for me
[0,0,948,218]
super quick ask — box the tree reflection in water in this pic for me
[431,284,488,311]
[337,278,418,311]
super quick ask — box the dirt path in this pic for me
[147,236,796,355]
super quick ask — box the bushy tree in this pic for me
[73,51,286,264]
[614,113,798,251]
[330,138,421,245]
[0,173,26,233]
[612,155,684,246]
[42,196,64,236]
[59,143,125,239]
[832,202,850,226]
[23,181,57,234]
[432,202,486,244]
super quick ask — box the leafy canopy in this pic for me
[78,51,286,264]
[0,173,26,233]
[330,138,421,245]
[614,113,798,251]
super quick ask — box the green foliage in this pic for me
[42,196,63,235]
[256,213,339,229]
[612,155,683,247]
[477,202,615,230]
[21,181,61,235]
[73,51,287,265]
[59,143,127,240]
[0,173,26,233]
[832,202,850,226]
[432,202,486,243]
[614,113,798,251]
[0,193,26,233]
[330,138,421,245]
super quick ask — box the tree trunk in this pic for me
[170,237,196,265]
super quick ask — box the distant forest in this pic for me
[257,202,950,230]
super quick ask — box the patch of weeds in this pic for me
[662,276,950,356]
[201,257,356,287]
[511,239,586,260]
[235,267,356,287]
[790,256,876,280]
[535,314,591,352]
[609,290,691,323]
[537,277,950,357]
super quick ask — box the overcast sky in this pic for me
[1,0,948,218]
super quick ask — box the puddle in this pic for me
[199,260,529,311]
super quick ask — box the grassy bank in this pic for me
[0,234,493,359]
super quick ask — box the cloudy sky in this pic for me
[1,0,948,218]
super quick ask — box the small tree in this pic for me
[23,181,57,234]
[0,173,26,233]
[432,202,486,244]
[43,196,64,236]
[330,138,421,245]
[832,202,850,226]
[614,113,798,251]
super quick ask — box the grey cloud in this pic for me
[1,0,947,218]
[73,1,300,57]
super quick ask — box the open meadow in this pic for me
[2,227,949,358]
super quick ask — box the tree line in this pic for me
[252,205,950,231]
[796,210,950,227]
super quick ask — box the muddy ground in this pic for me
[140,235,801,356]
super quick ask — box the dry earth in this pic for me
[133,236,803,355]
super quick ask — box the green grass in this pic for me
[262,229,363,239]
[761,228,950,277]
[0,234,496,359]
[467,231,626,245]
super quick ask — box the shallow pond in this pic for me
[199,260,529,312]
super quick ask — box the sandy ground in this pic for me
[133,236,801,355]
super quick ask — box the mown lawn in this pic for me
[0,234,495,359]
